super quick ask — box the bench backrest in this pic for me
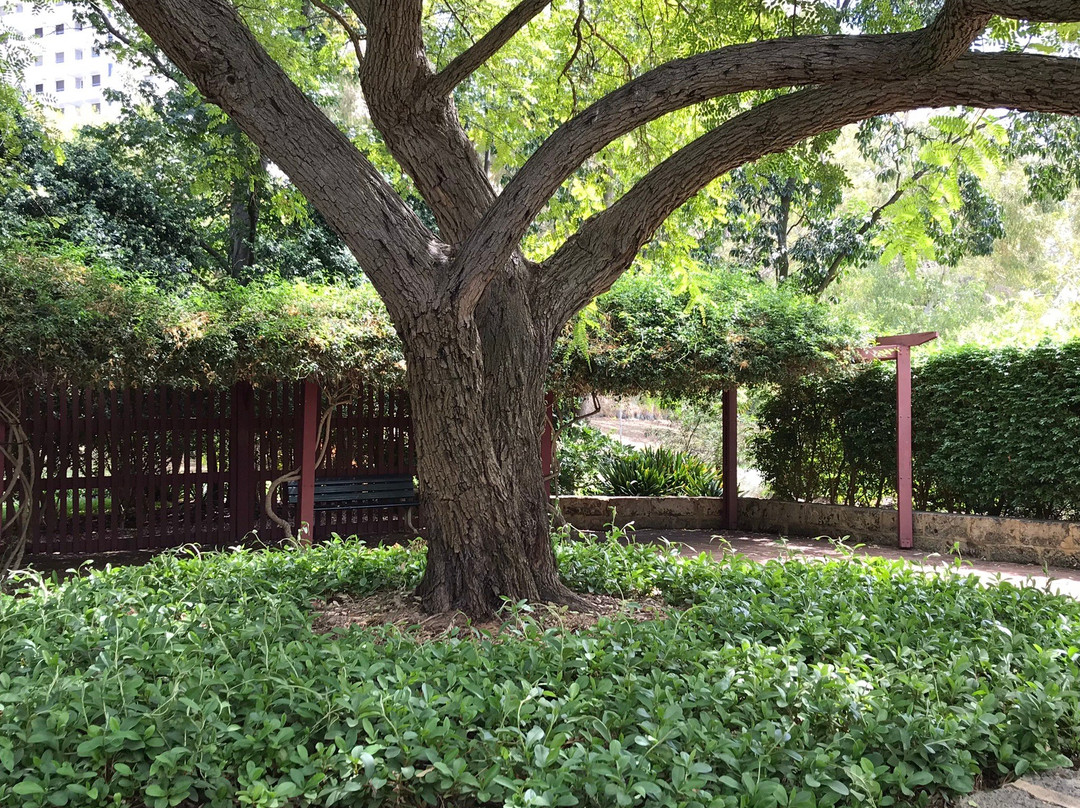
[286,475,416,504]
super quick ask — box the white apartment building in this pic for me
[1,1,144,127]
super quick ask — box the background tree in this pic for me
[99,0,1080,617]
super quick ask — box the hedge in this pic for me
[750,340,1080,519]
[0,250,404,393]
[550,269,861,398]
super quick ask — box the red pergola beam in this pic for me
[876,331,938,347]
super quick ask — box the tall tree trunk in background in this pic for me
[227,131,267,281]
[774,177,795,284]
[227,175,258,278]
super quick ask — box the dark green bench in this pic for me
[286,475,418,514]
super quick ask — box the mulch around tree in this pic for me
[310,589,666,642]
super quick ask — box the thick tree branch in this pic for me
[448,0,994,308]
[114,0,439,315]
[361,0,496,246]
[449,0,1076,311]
[540,52,1080,326]
[429,0,553,97]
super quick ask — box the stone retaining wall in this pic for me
[554,496,725,530]
[555,495,1080,568]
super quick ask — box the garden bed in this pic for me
[2,537,1079,807]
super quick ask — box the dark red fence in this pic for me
[9,381,414,556]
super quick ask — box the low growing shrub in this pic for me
[556,423,635,495]
[600,446,724,497]
[1,537,1079,808]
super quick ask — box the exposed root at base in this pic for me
[311,588,666,642]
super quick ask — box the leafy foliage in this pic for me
[0,102,362,283]
[552,268,860,399]
[600,446,724,497]
[0,251,404,392]
[555,423,634,496]
[0,249,857,396]
[2,537,1079,807]
[751,341,1080,518]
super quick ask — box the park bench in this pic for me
[285,475,419,526]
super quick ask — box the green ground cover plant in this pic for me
[1,537,1079,808]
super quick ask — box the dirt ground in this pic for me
[309,589,665,641]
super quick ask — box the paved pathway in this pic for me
[967,770,1080,807]
[630,528,1080,600]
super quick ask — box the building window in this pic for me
[34,84,43,94]
[92,103,101,113]
[55,52,64,64]
[14,3,24,12]
[91,47,100,57]
[91,74,100,87]
[74,21,84,31]
[55,24,64,35]
[75,49,83,60]
[75,77,84,89]
[55,80,64,92]
[34,27,43,38]
[34,54,43,66]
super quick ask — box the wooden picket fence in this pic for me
[4,381,414,556]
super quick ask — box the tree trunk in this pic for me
[403,293,571,618]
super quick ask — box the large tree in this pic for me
[111,0,1080,616]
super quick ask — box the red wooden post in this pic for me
[541,392,555,497]
[860,332,936,549]
[896,345,914,549]
[230,382,257,542]
[722,387,738,530]
[296,378,320,544]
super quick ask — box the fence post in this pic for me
[230,382,256,542]
[297,378,319,544]
[722,387,738,530]
[896,345,914,550]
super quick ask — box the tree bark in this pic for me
[402,297,569,616]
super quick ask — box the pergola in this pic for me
[720,332,937,548]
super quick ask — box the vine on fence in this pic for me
[0,391,35,575]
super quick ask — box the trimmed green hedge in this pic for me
[2,538,1080,807]
[751,340,1080,518]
